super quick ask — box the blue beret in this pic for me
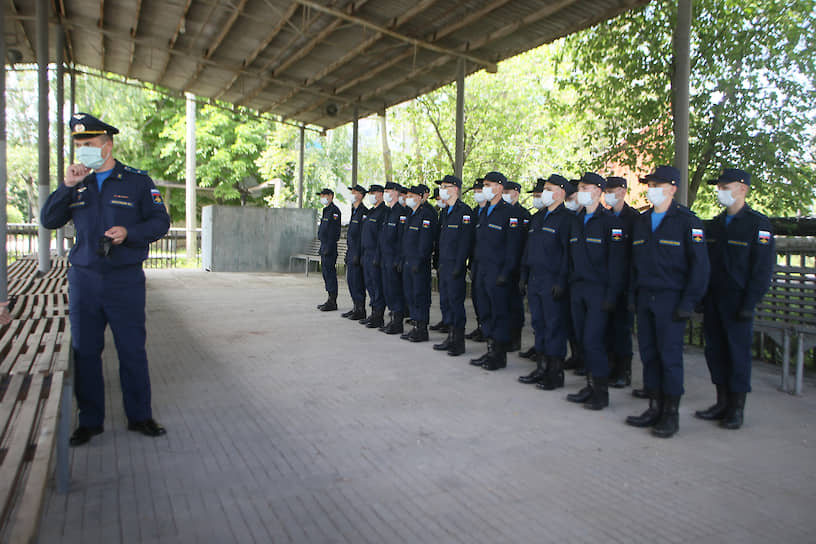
[606,176,627,189]
[640,165,680,186]
[708,168,751,187]
[483,171,507,185]
[70,112,119,139]
[580,172,607,189]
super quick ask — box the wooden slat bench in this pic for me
[289,238,348,277]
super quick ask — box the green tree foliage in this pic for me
[555,0,816,216]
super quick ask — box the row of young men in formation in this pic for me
[314,165,774,438]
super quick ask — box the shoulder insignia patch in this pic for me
[758,230,771,244]
[692,228,704,243]
[509,217,519,228]
[422,219,431,228]
[333,213,339,219]
[399,215,407,223]
[611,228,623,241]
[463,215,471,224]
[150,188,164,204]
[124,165,148,176]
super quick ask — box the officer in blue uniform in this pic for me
[316,188,341,312]
[565,172,626,410]
[378,182,408,334]
[469,171,524,371]
[603,176,640,388]
[466,179,488,343]
[359,185,388,328]
[40,113,170,446]
[518,175,572,390]
[400,185,438,342]
[502,181,531,352]
[696,168,774,430]
[562,179,584,374]
[432,175,475,356]
[625,165,710,438]
[341,185,368,320]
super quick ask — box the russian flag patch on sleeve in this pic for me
[758,230,771,244]
[692,228,704,243]
[150,188,163,204]
[509,217,519,228]
[611,228,623,241]
[422,219,431,228]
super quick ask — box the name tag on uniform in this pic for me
[409,226,419,231]
[422,219,431,228]
[691,228,704,243]
[659,239,681,246]
[463,215,471,224]
[110,199,135,208]
[69,201,86,208]
[611,228,623,241]
[728,239,748,247]
[569,237,578,243]
[586,237,602,244]
[489,223,503,231]
[369,218,378,223]
[542,227,556,234]
[447,224,459,229]
[758,230,771,244]
[633,239,645,246]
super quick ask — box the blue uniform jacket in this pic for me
[402,205,438,262]
[437,200,475,271]
[615,202,641,291]
[318,202,341,256]
[345,203,368,263]
[522,204,571,289]
[378,203,407,261]
[361,202,389,261]
[512,202,532,243]
[568,205,626,306]
[474,199,524,279]
[704,205,774,313]
[40,160,170,267]
[629,200,710,312]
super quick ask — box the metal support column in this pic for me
[56,26,66,256]
[37,0,51,274]
[351,106,359,187]
[454,59,465,179]
[69,68,76,164]
[0,6,7,302]
[297,125,305,208]
[185,93,197,259]
[673,0,692,206]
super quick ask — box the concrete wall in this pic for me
[201,206,317,272]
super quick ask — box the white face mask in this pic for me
[540,190,555,208]
[405,197,418,209]
[398,196,405,206]
[565,199,581,212]
[350,193,359,203]
[438,188,451,202]
[320,197,329,206]
[502,193,514,204]
[576,191,594,207]
[482,186,497,201]
[717,189,736,207]
[532,197,545,210]
[436,199,445,208]
[368,194,379,205]
[647,187,668,207]
[473,192,487,203]
[383,192,393,203]
[604,193,619,208]
[77,143,110,170]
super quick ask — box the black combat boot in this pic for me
[358,308,372,325]
[385,312,405,335]
[507,329,522,352]
[518,354,548,384]
[348,302,366,321]
[652,395,680,438]
[341,306,355,318]
[720,392,746,430]
[567,375,593,404]
[433,329,454,351]
[429,320,449,333]
[366,307,385,329]
[465,326,481,340]
[379,311,392,332]
[584,376,609,410]
[518,346,537,360]
[609,355,631,388]
[482,341,507,371]
[447,328,466,356]
[536,357,565,391]
[694,384,729,420]
[470,339,495,366]
[563,339,580,370]
[632,388,649,399]
[626,390,663,427]
[400,322,416,340]
[318,292,338,312]
[409,321,429,342]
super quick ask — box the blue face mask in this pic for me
[77,143,109,170]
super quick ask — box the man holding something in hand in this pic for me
[41,113,170,446]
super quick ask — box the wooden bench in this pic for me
[289,238,348,277]
[0,257,73,543]
[754,265,816,395]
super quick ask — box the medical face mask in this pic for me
[436,199,445,208]
[473,192,487,203]
[439,188,451,201]
[576,191,594,207]
[368,194,379,206]
[604,193,619,208]
[564,200,580,212]
[320,197,329,206]
[383,192,393,203]
[532,197,545,210]
[77,143,109,170]
[540,190,555,208]
[405,197,418,209]
[481,186,497,201]
[350,193,359,203]
[646,187,668,207]
[502,193,514,204]
[717,189,736,207]
[398,196,405,206]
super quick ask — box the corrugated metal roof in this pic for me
[5,0,648,129]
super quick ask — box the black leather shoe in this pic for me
[69,425,104,447]
[128,419,167,437]
[429,320,449,332]
[632,388,649,399]
[518,347,537,360]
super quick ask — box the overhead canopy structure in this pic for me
[5,0,648,129]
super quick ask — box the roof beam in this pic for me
[215,2,300,99]
[126,0,143,77]
[52,0,75,64]
[156,0,194,86]
[291,0,497,72]
[182,0,248,90]
[9,1,35,58]
[98,0,105,72]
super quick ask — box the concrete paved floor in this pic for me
[38,269,816,543]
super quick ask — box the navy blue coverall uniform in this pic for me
[629,201,710,396]
[509,203,531,332]
[379,203,407,314]
[568,206,626,378]
[469,204,488,328]
[318,202,341,295]
[402,204,438,323]
[361,202,388,311]
[473,200,524,345]
[605,203,640,361]
[40,160,170,428]
[345,203,368,305]
[522,204,571,358]
[703,206,774,393]
[437,200,475,329]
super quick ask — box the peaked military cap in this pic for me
[70,112,119,139]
